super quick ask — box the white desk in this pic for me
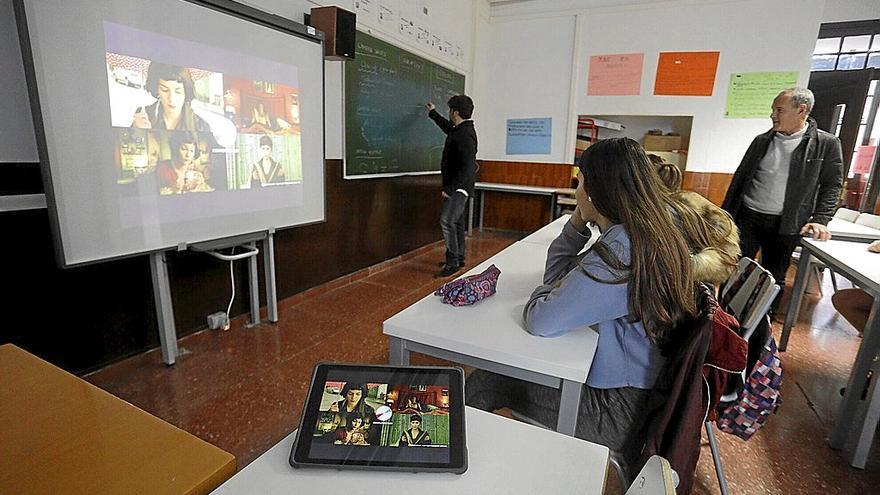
[211,407,609,494]
[384,239,599,436]
[519,214,601,248]
[780,238,880,468]
[470,182,562,233]
[828,218,880,242]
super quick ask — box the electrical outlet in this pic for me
[207,311,228,330]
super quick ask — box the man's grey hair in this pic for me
[777,87,814,114]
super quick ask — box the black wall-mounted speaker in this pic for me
[308,6,356,61]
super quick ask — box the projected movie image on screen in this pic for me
[105,24,303,197]
[17,0,325,267]
[310,380,451,463]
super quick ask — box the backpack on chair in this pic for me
[715,316,783,440]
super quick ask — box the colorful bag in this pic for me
[434,264,501,306]
[716,336,783,440]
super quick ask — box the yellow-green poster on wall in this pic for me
[725,71,799,119]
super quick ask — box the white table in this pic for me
[210,407,609,494]
[828,218,880,242]
[519,214,601,248]
[470,182,562,233]
[384,240,599,436]
[780,238,880,468]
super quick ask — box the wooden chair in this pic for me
[706,257,780,495]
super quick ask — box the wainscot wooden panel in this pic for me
[682,171,733,206]
[477,160,573,232]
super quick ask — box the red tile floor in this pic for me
[86,231,879,494]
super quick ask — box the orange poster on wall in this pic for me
[654,51,720,96]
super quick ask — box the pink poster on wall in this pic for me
[853,145,877,175]
[587,53,644,96]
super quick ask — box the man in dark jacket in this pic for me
[722,87,843,313]
[426,95,478,278]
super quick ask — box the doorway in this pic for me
[808,20,880,212]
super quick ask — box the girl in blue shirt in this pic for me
[467,138,704,478]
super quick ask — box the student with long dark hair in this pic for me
[466,138,701,475]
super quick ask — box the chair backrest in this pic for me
[855,213,880,230]
[719,258,780,341]
[626,455,678,495]
[833,207,860,222]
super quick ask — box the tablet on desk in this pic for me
[290,363,468,474]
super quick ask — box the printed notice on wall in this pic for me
[587,53,644,96]
[725,71,799,118]
[654,51,720,96]
[506,118,552,155]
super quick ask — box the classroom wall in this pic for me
[473,14,577,163]
[474,0,826,173]
[0,0,478,373]
[822,0,880,23]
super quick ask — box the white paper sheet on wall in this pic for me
[353,0,373,16]
[378,3,395,28]
[399,16,414,37]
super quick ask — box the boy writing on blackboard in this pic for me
[426,95,477,278]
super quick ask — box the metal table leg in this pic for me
[468,196,474,237]
[388,337,411,365]
[780,246,811,351]
[556,379,582,436]
[479,190,485,233]
[838,298,880,465]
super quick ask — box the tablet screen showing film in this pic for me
[291,364,467,474]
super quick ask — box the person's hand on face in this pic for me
[574,172,597,224]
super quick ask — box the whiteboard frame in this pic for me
[14,0,327,268]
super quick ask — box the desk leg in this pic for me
[780,247,811,352]
[556,379,582,436]
[479,190,485,233]
[839,299,880,465]
[467,196,474,237]
[388,337,411,365]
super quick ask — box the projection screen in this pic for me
[15,0,325,267]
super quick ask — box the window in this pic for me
[838,53,868,70]
[842,35,872,52]
[811,30,880,72]
[811,54,838,71]
[813,37,841,54]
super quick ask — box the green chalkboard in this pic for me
[344,31,466,178]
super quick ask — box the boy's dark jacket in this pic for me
[429,109,477,197]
